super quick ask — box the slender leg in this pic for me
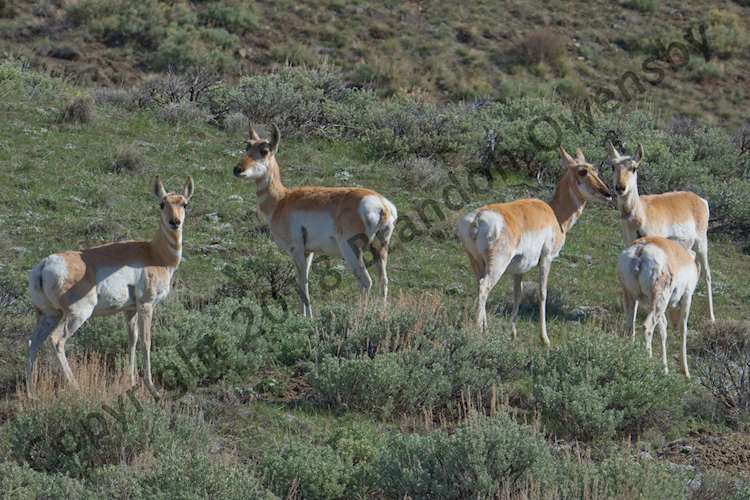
[292,248,312,318]
[476,256,511,333]
[538,256,552,347]
[680,294,693,378]
[339,240,373,309]
[124,310,139,387]
[304,252,314,317]
[657,313,669,374]
[371,244,389,308]
[623,291,637,340]
[51,311,92,388]
[643,309,656,359]
[510,275,522,339]
[26,313,61,397]
[696,238,715,323]
[137,303,157,397]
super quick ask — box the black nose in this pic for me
[233,165,242,177]
[169,219,181,228]
[615,185,625,194]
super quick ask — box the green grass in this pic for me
[2,63,750,497]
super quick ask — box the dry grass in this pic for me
[58,95,95,124]
[18,352,148,410]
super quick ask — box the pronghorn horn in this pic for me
[559,145,575,164]
[606,141,620,159]
[575,148,585,161]
[634,143,644,163]
[270,124,280,154]
[249,125,260,141]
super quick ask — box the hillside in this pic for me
[1,0,750,127]
[1,1,750,498]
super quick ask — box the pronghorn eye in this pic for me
[577,168,588,177]
[160,202,165,209]
[259,143,270,156]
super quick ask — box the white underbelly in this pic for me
[506,229,552,274]
[288,211,341,254]
[94,266,141,314]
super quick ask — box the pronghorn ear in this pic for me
[270,124,280,154]
[633,143,644,164]
[248,125,260,142]
[183,176,194,202]
[153,177,167,200]
[559,145,575,166]
[606,141,620,160]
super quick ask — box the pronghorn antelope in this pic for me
[232,125,397,317]
[457,146,612,345]
[26,177,194,396]
[618,236,698,377]
[607,142,714,322]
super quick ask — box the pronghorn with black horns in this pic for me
[232,124,397,317]
[457,146,612,345]
[607,141,714,322]
[27,176,195,397]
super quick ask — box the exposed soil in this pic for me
[659,429,750,477]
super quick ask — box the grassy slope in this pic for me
[2,66,750,495]
[1,67,749,381]
[1,0,748,126]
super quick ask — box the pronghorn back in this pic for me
[271,186,395,244]
[638,191,709,237]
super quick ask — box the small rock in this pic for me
[445,283,464,296]
[206,212,220,224]
[228,195,243,202]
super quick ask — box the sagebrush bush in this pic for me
[156,101,211,124]
[109,144,148,174]
[0,461,89,498]
[376,414,553,499]
[58,95,95,124]
[532,333,687,441]
[310,305,528,419]
[690,320,750,425]
[514,30,569,75]
[9,395,171,477]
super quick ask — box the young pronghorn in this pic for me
[26,177,194,396]
[232,125,397,317]
[608,142,714,322]
[457,146,612,345]
[618,236,698,377]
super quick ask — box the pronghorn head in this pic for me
[559,146,613,202]
[233,124,280,180]
[154,176,194,231]
[607,141,643,197]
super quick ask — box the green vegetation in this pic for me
[1,1,750,493]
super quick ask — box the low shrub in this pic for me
[156,101,211,124]
[8,395,171,478]
[0,461,89,498]
[532,333,687,441]
[513,30,569,75]
[58,95,95,124]
[554,452,689,499]
[375,414,553,499]
[690,320,750,426]
[109,144,149,174]
[263,439,351,499]
[702,9,750,60]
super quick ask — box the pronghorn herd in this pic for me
[26,125,715,396]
